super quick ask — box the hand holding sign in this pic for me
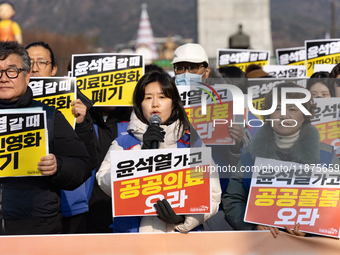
[154,199,185,224]
[71,99,87,124]
[256,224,280,238]
[38,153,57,176]
[284,223,306,237]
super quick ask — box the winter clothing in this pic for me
[61,89,98,233]
[85,106,130,233]
[96,112,221,233]
[222,122,340,230]
[0,87,92,235]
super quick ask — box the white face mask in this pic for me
[175,71,205,86]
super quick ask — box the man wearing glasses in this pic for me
[171,43,252,231]
[25,41,100,234]
[171,43,247,165]
[0,41,92,235]
[25,42,58,77]
[171,43,210,86]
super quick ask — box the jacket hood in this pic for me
[249,122,320,164]
[127,111,184,148]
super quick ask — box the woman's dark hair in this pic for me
[330,63,340,78]
[218,66,249,94]
[145,64,165,74]
[245,64,261,75]
[263,82,316,123]
[307,71,334,97]
[25,41,57,67]
[329,63,340,94]
[133,71,191,136]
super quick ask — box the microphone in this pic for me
[149,114,162,149]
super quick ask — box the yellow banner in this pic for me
[306,54,340,77]
[77,67,143,106]
[35,93,75,128]
[0,129,47,177]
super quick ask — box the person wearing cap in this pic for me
[171,43,249,166]
[171,43,210,86]
[172,43,252,231]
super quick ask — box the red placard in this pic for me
[186,102,234,145]
[244,157,340,237]
[315,120,340,158]
[312,98,340,158]
[113,167,211,216]
[246,186,340,237]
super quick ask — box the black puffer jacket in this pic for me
[0,87,92,235]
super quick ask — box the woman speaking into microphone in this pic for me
[96,70,221,233]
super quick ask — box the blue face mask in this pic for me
[175,72,204,86]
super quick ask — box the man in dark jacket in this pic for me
[0,41,92,235]
[26,41,99,234]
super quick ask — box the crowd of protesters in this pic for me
[0,39,339,237]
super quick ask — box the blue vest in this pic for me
[60,122,129,217]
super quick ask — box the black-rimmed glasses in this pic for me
[0,67,25,79]
[174,64,204,74]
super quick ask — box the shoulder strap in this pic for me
[115,133,140,150]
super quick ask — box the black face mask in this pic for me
[315,96,323,98]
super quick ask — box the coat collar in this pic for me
[249,122,320,164]
[0,86,33,109]
[127,111,184,148]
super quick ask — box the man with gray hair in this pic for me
[0,41,91,235]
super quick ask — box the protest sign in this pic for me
[29,77,76,127]
[110,148,212,216]
[312,98,340,158]
[0,109,48,177]
[276,47,306,66]
[245,157,340,238]
[313,64,336,73]
[305,39,340,77]
[217,49,270,71]
[71,53,143,106]
[263,65,306,78]
[177,85,241,145]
